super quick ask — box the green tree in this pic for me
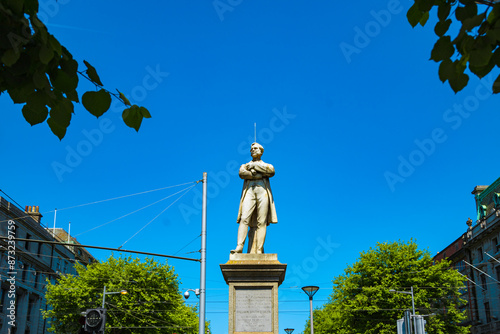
[43,256,203,334]
[0,0,151,139]
[304,240,469,334]
[408,0,500,94]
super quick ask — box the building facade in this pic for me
[435,177,500,334]
[0,196,95,334]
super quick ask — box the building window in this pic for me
[478,247,484,262]
[14,228,23,248]
[493,193,500,208]
[481,274,488,290]
[22,265,27,282]
[485,302,491,323]
[37,242,42,257]
[0,286,6,312]
[494,237,500,253]
[496,267,500,283]
[25,233,31,251]
[456,260,465,272]
[27,297,35,322]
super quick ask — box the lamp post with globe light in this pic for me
[284,328,294,334]
[302,286,319,334]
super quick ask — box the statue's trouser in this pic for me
[237,185,269,253]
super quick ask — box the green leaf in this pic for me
[39,44,54,64]
[438,59,454,83]
[47,99,74,139]
[469,44,493,67]
[139,106,152,118]
[419,11,430,26]
[448,72,469,93]
[47,117,67,140]
[407,3,424,28]
[430,36,455,62]
[66,90,80,103]
[488,4,500,24]
[469,61,494,79]
[51,69,78,93]
[456,3,477,22]
[83,60,103,86]
[117,89,132,106]
[463,13,486,32]
[122,105,143,132]
[437,3,451,21]
[491,47,500,66]
[455,33,474,54]
[60,57,78,76]
[417,0,434,12]
[7,82,35,104]
[4,0,24,14]
[435,19,452,37]
[24,0,38,15]
[33,70,50,89]
[22,92,49,126]
[82,89,112,118]
[1,49,20,66]
[486,26,500,42]
[48,35,62,56]
[493,74,500,94]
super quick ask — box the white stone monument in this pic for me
[221,143,287,334]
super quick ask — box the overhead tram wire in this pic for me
[118,184,197,249]
[0,189,24,210]
[0,236,200,262]
[173,234,201,255]
[51,180,198,212]
[74,185,196,237]
[0,180,199,224]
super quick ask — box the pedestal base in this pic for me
[220,254,287,334]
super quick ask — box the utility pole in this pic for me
[199,172,207,334]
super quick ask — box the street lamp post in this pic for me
[284,328,294,334]
[102,285,127,308]
[390,287,416,334]
[302,286,319,334]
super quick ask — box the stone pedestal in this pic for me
[220,254,287,334]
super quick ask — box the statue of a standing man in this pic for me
[231,142,277,254]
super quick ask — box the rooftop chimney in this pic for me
[25,205,42,223]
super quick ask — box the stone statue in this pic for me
[231,142,277,254]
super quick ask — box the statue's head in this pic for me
[250,142,264,158]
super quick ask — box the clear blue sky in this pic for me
[2,1,500,333]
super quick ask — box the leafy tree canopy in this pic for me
[0,0,151,139]
[408,0,500,94]
[43,256,202,334]
[304,240,469,334]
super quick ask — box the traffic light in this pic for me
[84,308,106,334]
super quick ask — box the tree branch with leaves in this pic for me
[0,0,151,139]
[408,0,500,94]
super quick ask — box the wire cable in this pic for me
[173,235,200,255]
[74,188,192,237]
[118,184,197,249]
[0,189,24,210]
[53,181,197,212]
